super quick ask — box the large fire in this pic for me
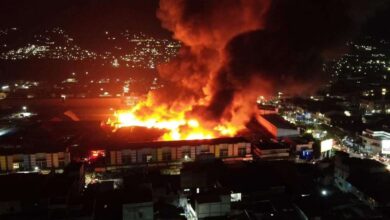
[106,0,370,142]
[106,99,239,141]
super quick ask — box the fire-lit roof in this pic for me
[261,114,297,130]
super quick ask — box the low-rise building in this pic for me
[361,129,390,155]
[194,192,231,219]
[284,137,314,160]
[256,114,299,138]
[257,104,278,115]
[106,137,251,167]
[252,141,291,160]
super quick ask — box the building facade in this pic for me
[106,137,251,167]
[0,151,71,172]
[361,129,390,155]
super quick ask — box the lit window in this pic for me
[12,163,20,170]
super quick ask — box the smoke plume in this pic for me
[155,0,387,128]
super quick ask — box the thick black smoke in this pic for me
[204,0,388,120]
[157,0,388,125]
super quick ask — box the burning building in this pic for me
[103,0,382,143]
[106,109,238,141]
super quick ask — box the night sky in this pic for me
[0,0,389,40]
[0,0,171,38]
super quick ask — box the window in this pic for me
[58,158,65,167]
[182,150,191,159]
[200,146,209,154]
[238,147,246,156]
[12,162,20,170]
[122,155,132,164]
[220,149,228,157]
[162,151,172,161]
[142,154,153,163]
[36,159,47,169]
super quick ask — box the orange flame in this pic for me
[106,98,239,141]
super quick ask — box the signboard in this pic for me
[231,193,242,202]
[321,139,333,152]
[382,140,390,155]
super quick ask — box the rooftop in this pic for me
[254,140,290,150]
[261,114,297,130]
[363,129,390,140]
